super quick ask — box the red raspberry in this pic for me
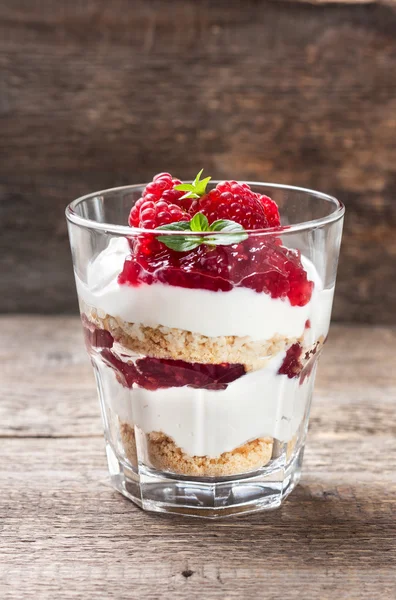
[129,173,185,227]
[198,181,269,230]
[126,199,189,258]
[153,172,174,182]
[257,195,281,227]
[129,197,147,227]
[138,200,189,229]
[121,173,313,306]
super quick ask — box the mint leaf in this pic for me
[180,191,200,200]
[156,222,191,232]
[155,214,247,252]
[208,219,248,245]
[193,169,204,186]
[209,219,241,232]
[172,184,195,192]
[195,176,212,197]
[190,212,209,232]
[156,221,199,251]
[157,236,203,252]
[174,169,211,200]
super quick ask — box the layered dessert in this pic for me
[76,171,333,478]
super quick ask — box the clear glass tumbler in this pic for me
[66,182,344,518]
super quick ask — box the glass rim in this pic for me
[65,181,345,237]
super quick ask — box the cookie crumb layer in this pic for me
[83,304,300,372]
[120,421,138,467]
[119,421,273,477]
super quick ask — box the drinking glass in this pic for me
[66,182,344,518]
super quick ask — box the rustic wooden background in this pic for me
[1,0,396,321]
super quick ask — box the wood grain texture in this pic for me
[0,1,396,321]
[0,316,396,599]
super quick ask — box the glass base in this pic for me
[105,442,304,518]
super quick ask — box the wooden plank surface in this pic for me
[0,316,395,599]
[1,0,396,321]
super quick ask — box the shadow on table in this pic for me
[144,481,396,569]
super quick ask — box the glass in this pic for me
[66,182,344,518]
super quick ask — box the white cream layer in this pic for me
[76,237,333,341]
[96,351,316,458]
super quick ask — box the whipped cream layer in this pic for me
[95,351,316,457]
[76,237,333,341]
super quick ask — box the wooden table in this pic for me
[1,317,395,599]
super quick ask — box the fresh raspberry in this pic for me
[138,200,189,229]
[257,195,281,227]
[129,173,185,227]
[128,197,146,228]
[153,172,176,183]
[143,173,177,199]
[198,181,269,230]
[126,199,189,261]
[122,173,313,306]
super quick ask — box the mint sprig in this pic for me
[173,169,211,200]
[156,212,248,252]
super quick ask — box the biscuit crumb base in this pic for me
[119,421,273,477]
[120,421,137,467]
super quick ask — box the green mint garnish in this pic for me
[190,212,210,232]
[156,213,248,252]
[173,169,211,200]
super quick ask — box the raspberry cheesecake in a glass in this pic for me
[66,171,344,517]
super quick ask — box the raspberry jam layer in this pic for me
[101,349,246,391]
[278,341,321,385]
[278,343,303,379]
[81,314,114,350]
[119,237,313,307]
[77,238,333,341]
[82,319,246,391]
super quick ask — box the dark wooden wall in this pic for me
[1,0,396,322]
